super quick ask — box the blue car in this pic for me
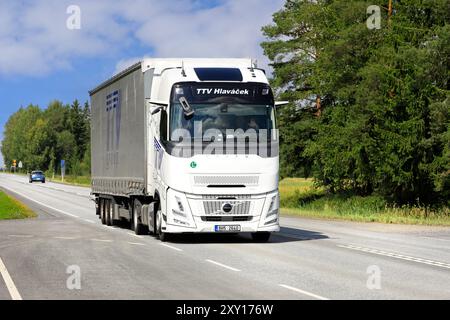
[29,171,46,183]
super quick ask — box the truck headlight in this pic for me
[261,192,279,226]
[167,189,196,228]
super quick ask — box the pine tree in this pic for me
[262,0,450,204]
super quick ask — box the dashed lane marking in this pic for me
[205,259,240,272]
[160,243,183,252]
[279,284,329,300]
[338,244,450,270]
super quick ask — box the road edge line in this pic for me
[0,257,23,300]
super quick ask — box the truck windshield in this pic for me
[169,103,276,141]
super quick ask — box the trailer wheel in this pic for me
[132,199,146,235]
[100,199,107,225]
[106,199,113,226]
[96,198,101,218]
[251,232,271,242]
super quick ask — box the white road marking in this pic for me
[0,186,80,218]
[54,236,77,240]
[205,259,240,272]
[127,242,145,246]
[91,239,113,243]
[84,219,95,224]
[338,244,450,270]
[421,236,450,243]
[279,284,329,300]
[128,233,144,239]
[0,257,22,300]
[8,235,33,238]
[160,243,183,252]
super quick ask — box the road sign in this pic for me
[13,160,16,167]
[61,160,66,182]
[18,161,23,169]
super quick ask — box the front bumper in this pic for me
[163,189,280,234]
[165,216,280,233]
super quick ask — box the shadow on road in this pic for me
[113,220,329,244]
[165,226,329,244]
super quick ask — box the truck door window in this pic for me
[160,109,168,143]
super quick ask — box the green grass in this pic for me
[48,175,91,187]
[279,178,450,226]
[0,190,36,220]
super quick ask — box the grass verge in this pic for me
[48,175,91,187]
[280,178,450,226]
[0,190,36,220]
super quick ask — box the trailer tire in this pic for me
[100,199,107,225]
[132,199,146,235]
[106,199,113,226]
[96,198,101,218]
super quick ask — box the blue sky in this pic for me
[0,0,284,167]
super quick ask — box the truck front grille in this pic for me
[194,175,259,187]
[201,216,252,222]
[202,200,251,215]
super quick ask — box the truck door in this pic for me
[150,108,168,182]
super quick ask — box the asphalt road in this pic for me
[0,173,449,300]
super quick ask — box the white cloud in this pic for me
[0,0,284,77]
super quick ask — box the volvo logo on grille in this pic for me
[222,203,233,213]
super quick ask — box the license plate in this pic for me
[215,225,241,232]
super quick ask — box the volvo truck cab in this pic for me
[147,60,280,242]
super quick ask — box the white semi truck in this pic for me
[90,58,281,242]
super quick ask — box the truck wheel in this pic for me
[251,232,271,242]
[156,210,169,242]
[100,199,107,225]
[148,203,157,235]
[106,199,113,226]
[132,199,146,235]
[96,198,101,218]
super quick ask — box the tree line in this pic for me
[1,100,91,177]
[262,0,449,205]
[1,1,448,208]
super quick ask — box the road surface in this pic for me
[0,173,449,300]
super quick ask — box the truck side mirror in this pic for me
[151,106,164,115]
[147,100,168,115]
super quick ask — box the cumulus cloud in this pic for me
[0,0,284,77]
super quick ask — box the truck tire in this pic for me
[132,199,146,235]
[96,198,101,218]
[100,198,107,225]
[106,199,113,226]
[156,209,169,242]
[251,232,271,242]
[148,202,157,235]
